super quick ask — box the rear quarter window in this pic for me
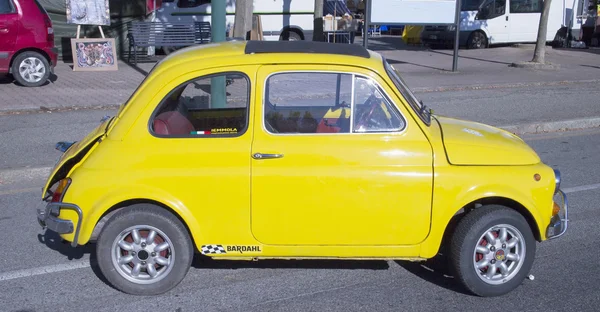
[0,0,15,14]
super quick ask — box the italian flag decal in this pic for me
[191,130,211,135]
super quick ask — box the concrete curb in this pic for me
[412,78,600,93]
[500,117,600,135]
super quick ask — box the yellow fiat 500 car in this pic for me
[37,40,567,297]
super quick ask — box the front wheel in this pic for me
[449,205,536,297]
[467,31,488,49]
[96,204,194,295]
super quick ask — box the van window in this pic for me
[178,0,210,8]
[462,0,485,11]
[510,0,543,13]
[478,0,506,19]
[0,0,14,14]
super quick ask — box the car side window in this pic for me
[0,0,14,14]
[150,73,249,137]
[264,72,353,134]
[353,76,405,133]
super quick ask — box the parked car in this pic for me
[37,40,568,297]
[0,0,57,87]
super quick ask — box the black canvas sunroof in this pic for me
[244,40,371,59]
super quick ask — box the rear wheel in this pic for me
[449,205,536,297]
[96,204,193,295]
[11,51,50,87]
[280,29,303,41]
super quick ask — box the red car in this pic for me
[0,0,57,87]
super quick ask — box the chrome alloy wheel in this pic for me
[472,224,526,285]
[18,57,46,84]
[111,225,174,284]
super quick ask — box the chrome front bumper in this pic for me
[546,189,568,240]
[37,202,82,247]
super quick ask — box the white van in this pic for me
[154,0,315,41]
[422,0,582,49]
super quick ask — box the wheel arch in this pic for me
[467,29,490,48]
[88,198,200,253]
[8,48,52,73]
[421,194,543,259]
[441,196,542,248]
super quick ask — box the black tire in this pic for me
[96,204,194,295]
[11,51,50,87]
[449,205,536,297]
[280,29,302,41]
[467,31,487,49]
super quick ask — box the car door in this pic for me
[250,64,434,246]
[0,0,18,71]
[479,0,509,43]
[135,67,255,243]
[508,0,543,42]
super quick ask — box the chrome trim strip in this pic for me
[260,69,409,137]
[253,153,284,159]
[553,169,561,194]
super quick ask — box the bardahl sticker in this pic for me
[200,244,262,254]
[227,245,262,253]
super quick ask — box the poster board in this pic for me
[66,0,111,26]
[368,0,458,25]
[71,38,118,71]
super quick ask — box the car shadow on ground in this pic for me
[37,230,94,260]
[394,254,471,296]
[38,235,468,295]
[385,58,449,72]
[0,73,58,86]
[191,255,391,271]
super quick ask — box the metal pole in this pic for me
[211,0,227,108]
[362,0,369,48]
[452,0,461,72]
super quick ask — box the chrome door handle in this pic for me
[252,153,283,159]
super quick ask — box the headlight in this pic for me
[553,169,561,194]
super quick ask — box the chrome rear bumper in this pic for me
[37,202,82,247]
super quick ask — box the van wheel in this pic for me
[96,204,193,295]
[467,31,487,49]
[11,51,50,87]
[280,29,302,41]
[449,205,536,297]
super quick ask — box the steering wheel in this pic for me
[355,95,392,131]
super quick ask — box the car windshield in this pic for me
[383,58,431,126]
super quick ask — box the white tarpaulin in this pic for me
[369,0,458,25]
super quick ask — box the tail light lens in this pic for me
[51,178,71,203]
[44,15,54,43]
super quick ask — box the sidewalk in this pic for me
[0,37,598,114]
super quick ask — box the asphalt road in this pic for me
[1,81,599,171]
[0,104,599,311]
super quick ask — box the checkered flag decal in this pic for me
[201,244,226,255]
